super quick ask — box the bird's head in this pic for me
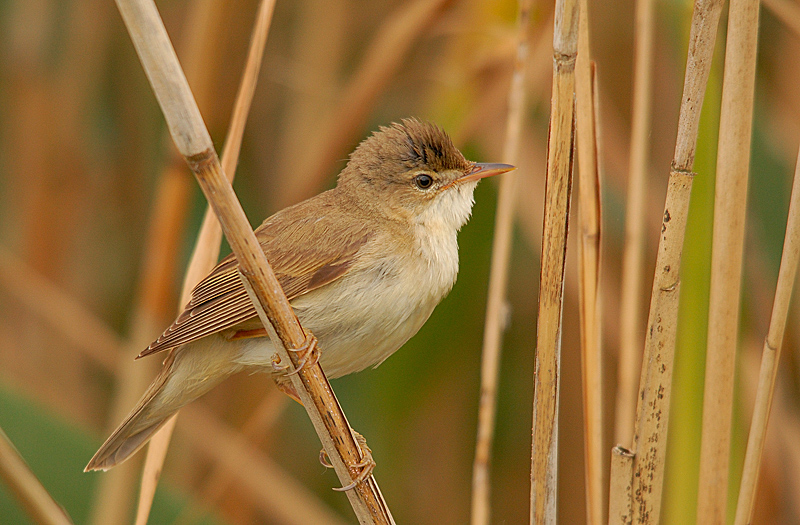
[338,118,514,231]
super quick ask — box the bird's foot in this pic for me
[270,333,319,377]
[285,333,319,376]
[319,430,375,491]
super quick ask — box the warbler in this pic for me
[86,118,513,471]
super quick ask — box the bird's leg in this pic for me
[320,429,376,491]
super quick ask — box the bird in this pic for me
[85,118,513,472]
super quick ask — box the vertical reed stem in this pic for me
[696,0,760,520]
[531,0,578,522]
[613,0,725,522]
[616,0,655,448]
[575,2,604,520]
[134,2,277,523]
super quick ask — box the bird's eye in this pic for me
[414,173,434,190]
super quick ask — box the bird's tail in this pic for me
[85,337,243,471]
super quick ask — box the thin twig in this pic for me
[733,144,800,524]
[530,0,578,522]
[0,427,73,525]
[112,0,393,522]
[575,1,604,522]
[696,0,760,520]
[615,0,655,448]
[616,0,725,522]
[134,1,278,523]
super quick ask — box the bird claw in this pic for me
[285,334,319,376]
[321,430,375,492]
[271,354,289,372]
[319,449,333,469]
[270,334,319,376]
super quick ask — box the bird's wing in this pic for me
[140,201,372,357]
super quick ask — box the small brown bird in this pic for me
[86,118,513,471]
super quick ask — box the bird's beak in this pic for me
[448,163,516,188]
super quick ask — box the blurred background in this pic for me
[0,0,799,523]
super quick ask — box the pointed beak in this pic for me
[456,163,516,185]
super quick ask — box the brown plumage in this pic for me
[85,119,513,471]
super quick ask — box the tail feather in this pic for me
[86,337,245,471]
[85,353,177,472]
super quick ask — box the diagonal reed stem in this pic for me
[112,0,392,522]
[734,144,800,524]
[696,0,760,520]
[470,2,532,524]
[0,427,73,525]
[133,2,277,523]
[530,0,578,522]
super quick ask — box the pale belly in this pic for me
[233,259,454,379]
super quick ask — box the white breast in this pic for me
[236,180,479,378]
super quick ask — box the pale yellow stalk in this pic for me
[0,427,73,525]
[611,0,725,522]
[615,0,655,448]
[575,1,604,521]
[530,0,578,522]
[133,2,278,523]
[696,0,760,520]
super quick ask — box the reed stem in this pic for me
[530,0,578,521]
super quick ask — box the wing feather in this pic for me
[140,193,372,357]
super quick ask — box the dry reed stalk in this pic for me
[0,427,73,525]
[135,1,277,523]
[762,0,800,36]
[89,165,191,525]
[575,1,604,522]
[179,405,349,525]
[530,0,578,522]
[733,146,800,524]
[610,0,725,522]
[112,1,393,523]
[470,2,531,524]
[696,0,760,520]
[615,0,655,448]
[0,247,121,372]
[281,0,453,208]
